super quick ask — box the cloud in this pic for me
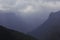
[42,0,60,2]
[0,0,60,32]
[0,0,16,10]
[21,5,34,13]
[0,0,60,13]
[15,0,60,13]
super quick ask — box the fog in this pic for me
[0,0,60,33]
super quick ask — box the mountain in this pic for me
[0,11,33,33]
[29,11,60,40]
[0,25,37,40]
[0,11,49,33]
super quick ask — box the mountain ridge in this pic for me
[29,11,60,40]
[0,25,37,40]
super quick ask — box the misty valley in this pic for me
[0,0,60,40]
[0,11,60,40]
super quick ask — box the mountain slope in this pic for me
[29,11,60,40]
[0,25,37,40]
[0,11,33,33]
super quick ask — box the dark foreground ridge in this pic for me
[29,11,60,40]
[0,25,37,40]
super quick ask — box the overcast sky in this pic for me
[0,0,60,13]
[0,0,60,33]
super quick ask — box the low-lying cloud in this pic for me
[0,0,60,13]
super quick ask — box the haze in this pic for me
[0,0,60,33]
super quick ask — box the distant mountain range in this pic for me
[0,10,49,33]
[0,11,34,33]
[0,25,37,40]
[29,11,60,40]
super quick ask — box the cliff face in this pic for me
[0,25,37,40]
[29,11,60,40]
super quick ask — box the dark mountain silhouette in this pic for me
[29,11,60,40]
[0,25,37,40]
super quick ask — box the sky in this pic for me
[0,0,60,13]
[0,0,60,33]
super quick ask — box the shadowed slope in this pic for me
[0,25,37,40]
[29,11,60,40]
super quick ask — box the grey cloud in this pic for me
[0,0,16,5]
[42,0,60,2]
[0,0,60,33]
[0,0,60,13]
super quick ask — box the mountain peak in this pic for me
[49,11,60,17]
